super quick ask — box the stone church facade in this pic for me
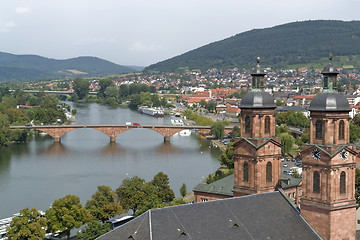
[193,56,357,239]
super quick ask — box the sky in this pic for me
[1,0,359,67]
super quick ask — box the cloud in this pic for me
[75,37,116,45]
[131,42,162,53]
[16,7,31,15]
[0,21,16,32]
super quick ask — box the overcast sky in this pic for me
[1,0,359,67]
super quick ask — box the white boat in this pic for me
[138,106,164,117]
[179,129,191,136]
[171,118,184,126]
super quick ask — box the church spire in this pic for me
[322,54,339,93]
[250,57,265,92]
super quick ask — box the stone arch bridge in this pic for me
[10,124,233,143]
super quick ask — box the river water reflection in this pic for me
[0,102,221,218]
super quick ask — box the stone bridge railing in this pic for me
[10,124,233,143]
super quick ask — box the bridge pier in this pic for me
[110,136,116,142]
[54,136,61,143]
[164,136,171,143]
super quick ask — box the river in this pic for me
[0,102,221,218]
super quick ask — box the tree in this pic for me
[219,143,234,169]
[292,169,300,178]
[276,111,309,128]
[98,79,114,98]
[45,195,89,240]
[6,208,47,240]
[180,183,187,197]
[280,132,295,155]
[211,121,225,139]
[229,126,241,138]
[76,220,111,240]
[73,78,90,100]
[350,122,360,143]
[275,99,286,106]
[205,102,216,112]
[135,183,162,216]
[355,168,360,208]
[116,176,147,215]
[0,113,10,147]
[151,172,175,203]
[85,185,123,223]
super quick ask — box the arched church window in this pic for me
[340,171,346,194]
[245,116,251,134]
[243,162,249,182]
[266,162,272,182]
[315,120,322,140]
[324,76,328,88]
[339,120,345,140]
[265,116,270,134]
[313,171,320,193]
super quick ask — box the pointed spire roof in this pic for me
[309,54,350,112]
[240,57,275,109]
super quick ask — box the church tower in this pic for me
[301,55,357,240]
[233,58,282,197]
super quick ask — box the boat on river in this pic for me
[179,129,191,136]
[138,106,164,117]
[171,118,184,126]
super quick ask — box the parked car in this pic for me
[283,163,288,168]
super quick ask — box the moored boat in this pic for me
[138,106,164,117]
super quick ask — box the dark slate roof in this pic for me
[280,174,302,189]
[277,106,308,113]
[192,174,234,196]
[240,92,276,109]
[321,64,339,75]
[309,92,350,112]
[98,191,321,240]
[233,137,282,149]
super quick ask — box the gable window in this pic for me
[245,116,251,134]
[313,171,320,193]
[265,116,270,134]
[339,120,345,140]
[315,120,322,140]
[243,162,249,182]
[340,171,346,194]
[266,162,272,182]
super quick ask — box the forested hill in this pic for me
[146,20,360,72]
[0,52,137,81]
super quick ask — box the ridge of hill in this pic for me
[146,20,360,72]
[0,52,137,81]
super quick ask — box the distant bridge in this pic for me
[10,124,233,143]
[9,90,97,95]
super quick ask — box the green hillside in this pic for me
[0,52,137,81]
[145,20,360,72]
